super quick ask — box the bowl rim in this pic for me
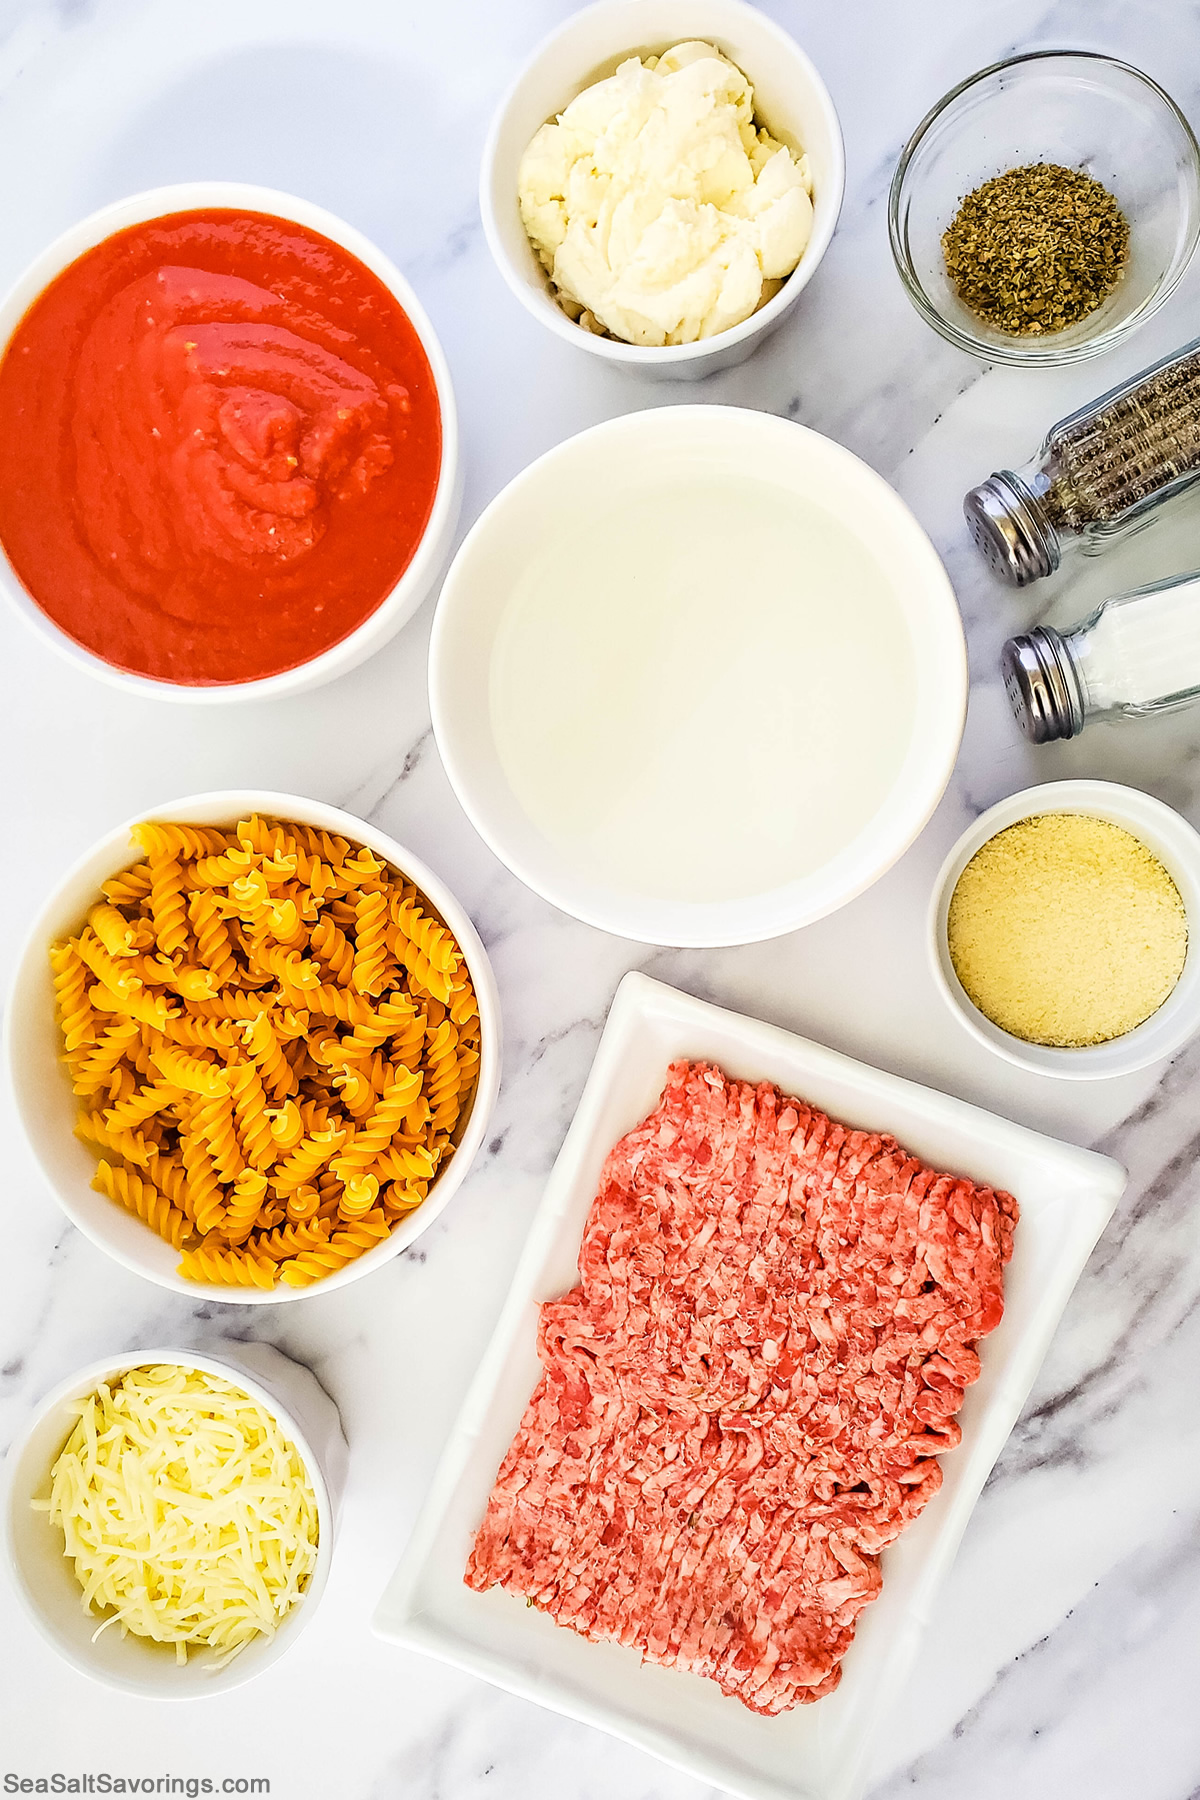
[429,403,967,947]
[0,180,461,702]
[927,778,1200,1078]
[3,789,501,1301]
[3,1342,337,1697]
[479,0,846,364]
[888,47,1200,368]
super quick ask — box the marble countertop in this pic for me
[3,1,1200,1796]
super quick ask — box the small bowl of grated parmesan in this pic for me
[4,1340,346,1695]
[929,779,1200,1079]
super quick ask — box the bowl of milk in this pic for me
[429,405,966,946]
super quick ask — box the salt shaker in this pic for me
[965,336,1200,586]
[1002,569,1200,741]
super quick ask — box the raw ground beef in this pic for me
[465,1060,1018,1715]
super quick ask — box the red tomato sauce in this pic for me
[0,210,442,684]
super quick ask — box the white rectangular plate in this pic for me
[373,973,1126,1800]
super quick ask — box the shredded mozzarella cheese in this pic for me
[36,1363,319,1667]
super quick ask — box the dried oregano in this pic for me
[942,162,1129,335]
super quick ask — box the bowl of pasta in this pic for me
[5,791,500,1301]
[5,1339,346,1694]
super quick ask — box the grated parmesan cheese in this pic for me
[35,1363,319,1667]
[947,812,1188,1047]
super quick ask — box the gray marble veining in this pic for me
[2,0,1200,1796]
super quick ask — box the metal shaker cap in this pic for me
[964,472,1060,587]
[1001,626,1085,742]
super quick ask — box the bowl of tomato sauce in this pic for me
[0,183,459,700]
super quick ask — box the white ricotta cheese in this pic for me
[518,41,814,346]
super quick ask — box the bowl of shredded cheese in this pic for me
[929,779,1200,1079]
[5,1340,345,1695]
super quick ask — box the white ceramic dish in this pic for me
[5,789,501,1302]
[429,404,966,947]
[930,778,1200,1079]
[480,0,845,378]
[5,1339,347,1697]
[0,182,461,702]
[373,971,1126,1800]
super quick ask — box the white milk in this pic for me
[489,472,916,905]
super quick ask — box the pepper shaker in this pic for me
[965,335,1200,585]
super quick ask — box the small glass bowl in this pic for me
[889,50,1200,366]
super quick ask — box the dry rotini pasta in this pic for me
[50,816,482,1289]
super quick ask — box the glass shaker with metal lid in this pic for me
[1003,568,1200,739]
[965,334,1200,585]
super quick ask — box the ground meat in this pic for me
[465,1060,1018,1715]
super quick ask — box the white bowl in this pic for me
[930,779,1200,1079]
[5,1340,347,1697]
[0,182,461,702]
[480,0,845,378]
[429,405,966,947]
[5,790,501,1300]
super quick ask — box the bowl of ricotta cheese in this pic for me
[481,0,845,376]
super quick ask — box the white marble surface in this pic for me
[2,0,1199,1795]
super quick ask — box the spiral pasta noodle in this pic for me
[424,1019,462,1134]
[50,815,482,1288]
[241,1011,296,1101]
[76,927,141,1001]
[285,1183,321,1223]
[101,864,153,906]
[333,1066,376,1119]
[253,1217,328,1260]
[297,1099,339,1137]
[195,1090,246,1183]
[180,1127,226,1236]
[132,821,229,861]
[392,896,459,974]
[50,943,96,1059]
[267,1097,305,1151]
[230,1063,276,1172]
[149,856,190,959]
[223,1169,269,1245]
[178,1242,278,1287]
[311,916,354,985]
[191,848,253,888]
[271,1126,347,1196]
[151,1043,231,1098]
[188,889,238,987]
[374,1143,438,1184]
[151,1155,190,1210]
[73,1020,142,1095]
[332,1072,422,1179]
[106,1078,182,1130]
[164,1012,239,1052]
[89,902,139,960]
[75,1113,157,1169]
[93,983,177,1034]
[277,1210,393,1286]
[92,1159,189,1251]
[352,889,391,995]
